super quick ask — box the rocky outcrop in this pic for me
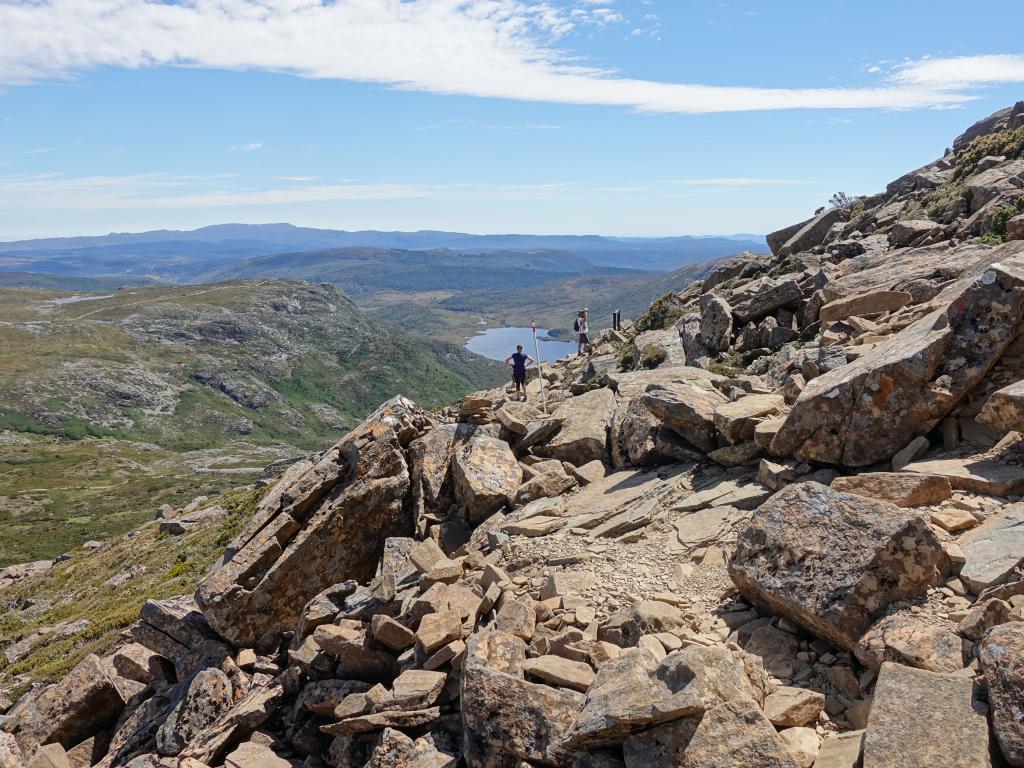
[772,249,1024,466]
[195,397,427,649]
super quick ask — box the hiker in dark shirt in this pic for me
[504,345,536,401]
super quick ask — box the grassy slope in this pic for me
[0,486,262,693]
[0,280,502,563]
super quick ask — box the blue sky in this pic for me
[1,0,1023,240]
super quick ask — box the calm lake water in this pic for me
[466,327,577,364]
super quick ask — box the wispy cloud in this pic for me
[231,142,263,152]
[0,2,1020,114]
[15,146,56,156]
[0,172,831,211]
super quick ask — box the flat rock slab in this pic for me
[523,655,595,692]
[503,515,566,537]
[729,482,942,652]
[537,388,616,466]
[830,472,952,507]
[862,662,991,768]
[903,456,1024,496]
[819,290,913,323]
[814,731,864,768]
[958,502,1024,592]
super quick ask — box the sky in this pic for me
[0,0,1023,241]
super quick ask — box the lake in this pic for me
[465,326,577,364]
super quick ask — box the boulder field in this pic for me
[5,103,1024,768]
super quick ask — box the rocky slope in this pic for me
[4,103,1024,768]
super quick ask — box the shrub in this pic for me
[639,345,667,369]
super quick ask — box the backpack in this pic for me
[573,318,580,332]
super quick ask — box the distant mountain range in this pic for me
[0,223,767,281]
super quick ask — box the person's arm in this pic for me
[504,355,514,366]
[526,356,536,367]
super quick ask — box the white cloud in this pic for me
[891,54,1024,88]
[0,1,1019,113]
[0,172,828,211]
[233,142,263,152]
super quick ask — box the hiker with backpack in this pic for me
[574,308,590,356]
[504,344,535,401]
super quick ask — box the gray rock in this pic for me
[729,482,942,652]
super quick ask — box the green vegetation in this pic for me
[639,344,668,369]
[954,125,1024,181]
[0,432,262,566]
[0,280,502,560]
[617,342,638,371]
[0,486,261,690]
[636,292,688,332]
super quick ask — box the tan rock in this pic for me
[537,388,616,466]
[779,727,820,768]
[452,433,522,525]
[813,730,864,768]
[714,394,785,444]
[830,472,952,507]
[904,456,1024,496]
[370,615,415,651]
[928,506,979,533]
[862,662,991,767]
[819,291,913,323]
[763,687,825,727]
[495,598,536,642]
[855,613,964,673]
[376,670,447,712]
[224,742,290,768]
[523,656,596,693]
[416,611,463,655]
[27,744,71,768]
[678,699,798,767]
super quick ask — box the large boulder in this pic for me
[641,381,729,452]
[567,645,766,748]
[536,388,615,465]
[772,251,1024,466]
[728,482,942,652]
[771,206,848,257]
[196,398,425,650]
[461,631,583,767]
[156,668,234,755]
[980,622,1024,766]
[731,280,803,325]
[2,654,124,755]
[862,662,992,767]
[452,433,522,524]
[699,293,733,353]
[677,699,798,768]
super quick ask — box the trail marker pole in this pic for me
[531,321,548,415]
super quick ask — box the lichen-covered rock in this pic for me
[567,645,765,748]
[461,631,583,767]
[452,433,521,524]
[2,654,124,755]
[862,662,992,768]
[729,482,942,652]
[195,399,421,650]
[980,622,1024,766]
[772,249,1024,466]
[855,613,964,672]
[156,668,234,755]
[699,293,733,353]
[677,699,798,768]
